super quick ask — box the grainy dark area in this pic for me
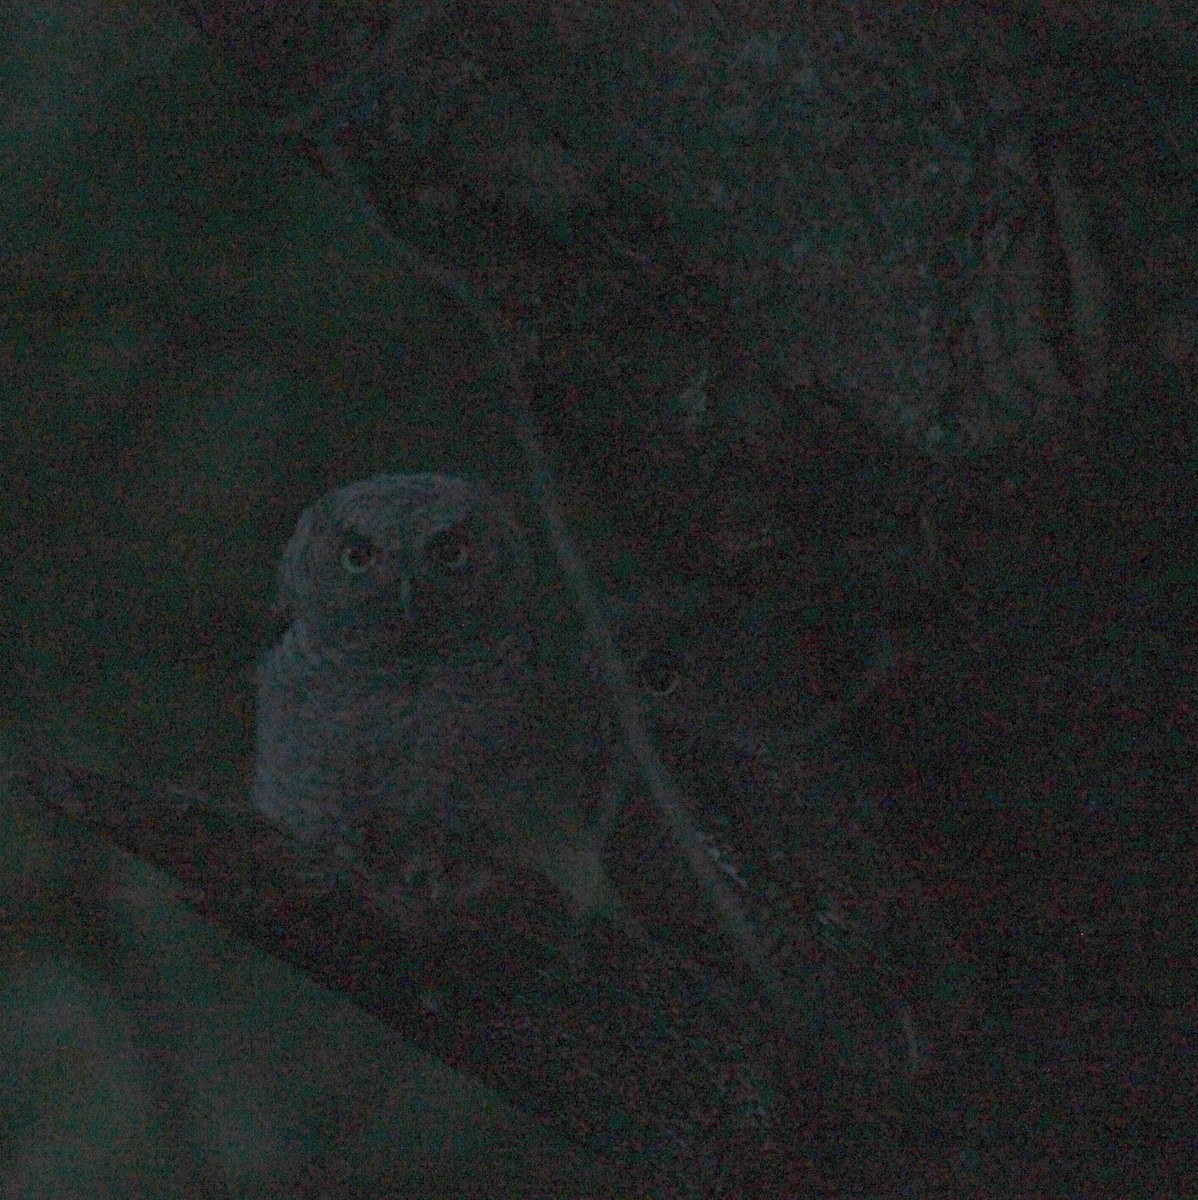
[2,2,1194,1196]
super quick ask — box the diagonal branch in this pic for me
[299,130,805,1044]
[16,750,786,1195]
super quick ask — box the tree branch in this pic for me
[14,751,786,1196]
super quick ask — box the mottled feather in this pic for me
[253,474,547,919]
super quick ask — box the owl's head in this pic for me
[276,473,531,656]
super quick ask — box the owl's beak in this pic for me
[398,574,415,621]
[266,595,293,645]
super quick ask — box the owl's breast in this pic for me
[253,625,542,865]
[252,632,412,839]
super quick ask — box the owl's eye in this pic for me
[634,649,682,697]
[425,525,471,572]
[339,530,380,575]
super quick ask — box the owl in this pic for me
[253,473,550,920]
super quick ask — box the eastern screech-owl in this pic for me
[253,473,548,919]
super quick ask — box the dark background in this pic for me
[1,2,1194,1195]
